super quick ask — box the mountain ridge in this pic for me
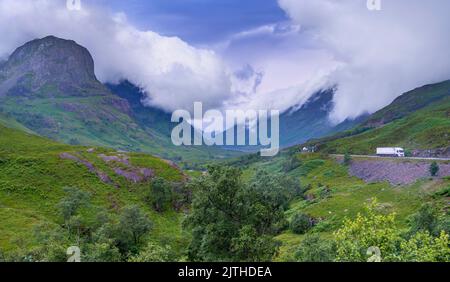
[0,36,240,163]
[302,80,450,156]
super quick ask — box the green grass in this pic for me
[0,124,189,254]
[0,95,241,164]
[241,152,449,261]
[317,97,450,155]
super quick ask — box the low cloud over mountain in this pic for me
[1,0,449,122]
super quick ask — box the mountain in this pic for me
[362,79,450,127]
[304,80,450,156]
[106,81,173,138]
[0,36,239,163]
[279,89,366,147]
[222,89,364,152]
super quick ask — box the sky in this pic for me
[0,0,450,123]
[90,0,288,45]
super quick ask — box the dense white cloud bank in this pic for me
[0,0,231,112]
[0,0,449,122]
[278,0,450,122]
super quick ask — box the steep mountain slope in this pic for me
[106,81,173,137]
[363,80,450,127]
[279,89,365,147]
[304,80,450,155]
[0,36,239,162]
[222,89,364,152]
[0,123,188,254]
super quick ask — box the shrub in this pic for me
[408,204,439,235]
[128,242,174,262]
[116,205,152,253]
[58,187,91,222]
[283,155,302,172]
[295,234,336,262]
[290,213,312,234]
[343,152,352,166]
[429,162,440,176]
[146,178,172,212]
[334,200,450,262]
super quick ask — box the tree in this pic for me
[429,162,440,176]
[58,187,91,223]
[343,152,352,166]
[295,234,336,262]
[249,169,303,211]
[116,205,152,253]
[290,213,312,234]
[231,225,281,262]
[30,223,69,262]
[184,165,283,262]
[146,178,172,212]
[83,242,122,262]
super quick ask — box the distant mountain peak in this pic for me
[0,35,100,97]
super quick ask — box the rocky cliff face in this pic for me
[0,36,106,97]
[0,36,140,149]
[0,36,235,161]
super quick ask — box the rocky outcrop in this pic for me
[0,36,97,93]
[98,153,154,183]
[113,167,154,183]
[59,152,112,184]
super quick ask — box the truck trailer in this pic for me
[376,147,405,157]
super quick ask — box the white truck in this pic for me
[376,147,405,157]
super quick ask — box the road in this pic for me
[331,154,450,161]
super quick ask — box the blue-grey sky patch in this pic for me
[91,0,288,45]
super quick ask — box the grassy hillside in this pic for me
[363,80,450,127]
[315,97,450,155]
[0,94,241,164]
[0,124,188,255]
[302,80,450,155]
[238,152,449,261]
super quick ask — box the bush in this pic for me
[334,200,450,262]
[290,213,312,234]
[343,152,352,166]
[184,165,283,262]
[116,205,152,253]
[295,234,336,262]
[146,178,172,212]
[429,162,440,176]
[128,242,175,262]
[283,155,302,172]
[408,204,439,235]
[58,187,91,222]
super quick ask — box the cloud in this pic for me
[218,21,339,114]
[0,0,231,112]
[278,0,450,122]
[1,0,449,123]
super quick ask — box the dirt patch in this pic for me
[349,160,450,185]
